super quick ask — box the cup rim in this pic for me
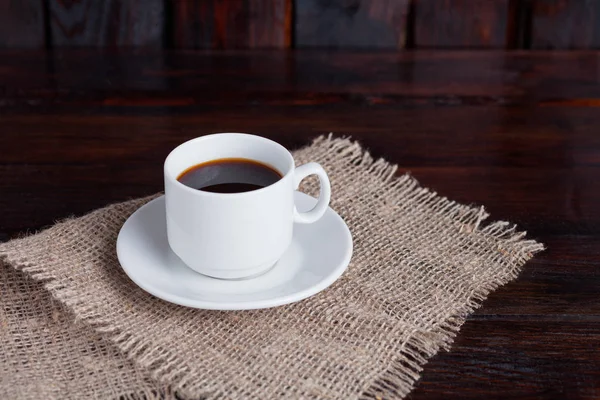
[164,133,295,197]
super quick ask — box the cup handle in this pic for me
[293,162,331,224]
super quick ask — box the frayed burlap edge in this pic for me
[363,214,542,398]
[0,135,544,400]
[312,136,545,398]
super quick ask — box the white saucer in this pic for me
[116,192,353,310]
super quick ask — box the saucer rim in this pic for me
[116,193,353,310]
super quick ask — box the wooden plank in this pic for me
[473,236,600,317]
[4,52,600,106]
[49,0,164,47]
[532,0,600,49]
[171,0,291,49]
[2,105,600,237]
[295,0,410,48]
[413,0,511,48]
[0,0,45,48]
[409,320,600,399]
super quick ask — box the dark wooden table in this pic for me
[1,50,598,399]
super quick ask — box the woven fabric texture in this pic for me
[0,136,543,399]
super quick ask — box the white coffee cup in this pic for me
[164,133,331,279]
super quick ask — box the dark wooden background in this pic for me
[1,49,599,398]
[2,1,600,399]
[2,0,600,50]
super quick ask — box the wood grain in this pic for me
[2,107,599,238]
[295,0,410,48]
[532,0,600,49]
[409,320,600,399]
[1,1,600,51]
[472,236,600,317]
[171,0,291,49]
[0,0,45,48]
[2,51,600,108]
[1,49,599,398]
[49,0,164,47]
[414,0,512,48]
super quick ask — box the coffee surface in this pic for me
[177,158,283,193]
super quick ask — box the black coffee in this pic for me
[177,158,283,193]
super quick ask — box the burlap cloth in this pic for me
[0,136,543,399]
